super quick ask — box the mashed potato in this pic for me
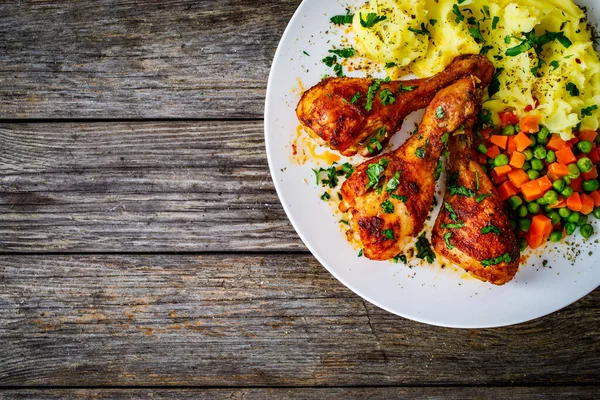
[353,0,600,138]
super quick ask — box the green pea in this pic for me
[530,159,544,171]
[494,154,509,167]
[518,218,531,232]
[508,195,523,210]
[522,160,531,171]
[537,126,550,140]
[561,186,574,198]
[568,163,581,179]
[502,125,516,136]
[552,179,565,192]
[563,176,572,185]
[527,169,540,180]
[577,214,588,227]
[522,148,534,161]
[558,207,572,219]
[564,222,577,235]
[519,238,528,252]
[577,157,593,173]
[477,143,488,154]
[583,179,600,192]
[543,190,559,205]
[577,140,593,154]
[533,145,547,160]
[549,230,563,243]
[567,211,581,223]
[529,135,537,147]
[536,197,548,205]
[527,202,541,215]
[593,207,600,220]
[517,205,529,218]
[537,135,548,146]
[514,123,521,133]
[510,220,516,230]
[543,205,552,213]
[547,210,561,225]
[580,224,594,239]
[545,150,556,163]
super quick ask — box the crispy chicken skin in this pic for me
[339,77,483,261]
[431,127,520,285]
[296,55,494,156]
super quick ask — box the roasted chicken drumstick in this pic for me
[431,125,520,285]
[339,77,483,260]
[296,55,494,156]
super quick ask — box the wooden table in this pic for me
[0,1,598,398]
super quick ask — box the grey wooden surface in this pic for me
[0,0,599,398]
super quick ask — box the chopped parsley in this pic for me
[480,45,493,55]
[492,16,500,30]
[322,55,337,67]
[366,138,383,154]
[481,253,511,267]
[338,192,343,201]
[430,19,438,26]
[350,92,361,104]
[380,88,396,106]
[329,48,355,58]
[435,106,445,119]
[415,139,429,159]
[303,51,310,56]
[582,105,598,118]
[505,30,572,57]
[341,162,354,178]
[393,254,408,264]
[452,4,464,23]
[391,194,407,202]
[399,84,418,93]
[441,132,450,147]
[475,171,480,191]
[476,193,492,203]
[481,224,501,234]
[488,67,504,97]
[444,201,458,221]
[441,221,465,229]
[365,158,389,190]
[358,249,363,257]
[386,172,401,192]
[330,10,354,25]
[434,159,444,181]
[384,62,397,69]
[447,171,476,197]
[359,12,387,28]
[550,60,560,70]
[408,23,431,36]
[340,219,348,225]
[566,83,580,97]
[365,79,382,112]
[443,232,455,250]
[383,229,394,240]
[415,234,436,263]
[381,200,394,214]
[321,192,331,201]
[333,63,344,77]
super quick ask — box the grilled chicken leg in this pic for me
[296,55,494,156]
[431,126,520,285]
[339,77,483,260]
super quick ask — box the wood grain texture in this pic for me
[0,121,305,252]
[1,254,598,386]
[0,0,303,119]
[1,387,599,399]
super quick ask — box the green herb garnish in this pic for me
[329,48,355,58]
[360,12,387,28]
[365,158,389,190]
[415,234,436,263]
[383,229,394,240]
[481,253,511,267]
[381,200,394,214]
[481,224,501,234]
[444,232,455,250]
[330,10,354,25]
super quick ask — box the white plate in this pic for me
[265,0,600,328]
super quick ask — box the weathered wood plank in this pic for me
[0,121,304,252]
[1,387,599,399]
[0,0,302,119]
[1,254,598,386]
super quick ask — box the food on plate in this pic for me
[339,76,483,260]
[431,119,519,285]
[353,0,600,138]
[296,54,494,156]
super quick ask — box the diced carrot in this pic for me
[507,168,529,188]
[571,177,583,193]
[546,134,567,151]
[497,180,519,201]
[499,110,519,126]
[536,175,553,193]
[494,164,512,177]
[521,180,543,202]
[580,194,595,215]
[526,233,545,249]
[520,115,541,133]
[546,163,570,181]
[566,191,582,212]
[514,132,533,152]
[530,214,552,237]
[486,145,501,159]
[477,153,487,165]
[589,190,600,207]
[588,147,600,164]
[555,147,577,165]
[489,135,508,149]
[506,136,518,154]
[509,151,526,168]
[578,130,598,143]
[582,165,598,181]
[549,198,567,209]
[491,168,508,185]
